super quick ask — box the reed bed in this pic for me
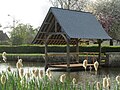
[0,67,120,90]
[0,71,120,90]
[0,71,83,90]
[0,52,120,90]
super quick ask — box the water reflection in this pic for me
[0,61,44,73]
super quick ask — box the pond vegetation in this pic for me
[0,52,120,90]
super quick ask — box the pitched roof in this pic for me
[32,7,111,45]
[0,30,10,41]
[51,8,111,39]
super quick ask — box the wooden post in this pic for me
[98,39,102,65]
[45,40,48,72]
[66,39,70,71]
[105,53,109,67]
[76,39,79,63]
[55,20,57,32]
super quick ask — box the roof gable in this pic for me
[51,7,111,39]
[32,7,111,45]
[0,30,10,41]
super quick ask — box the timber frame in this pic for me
[32,7,111,71]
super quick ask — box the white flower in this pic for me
[94,61,99,71]
[107,76,111,89]
[96,82,100,90]
[39,70,44,79]
[72,78,76,85]
[83,59,88,70]
[19,68,24,79]
[7,66,11,72]
[103,76,107,88]
[2,52,7,62]
[1,74,6,84]
[46,69,52,79]
[33,69,39,78]
[60,74,66,83]
[116,75,120,84]
[16,59,23,69]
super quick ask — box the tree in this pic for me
[49,0,88,11]
[10,23,38,45]
[92,0,120,44]
[88,0,120,45]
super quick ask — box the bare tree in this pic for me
[49,0,88,11]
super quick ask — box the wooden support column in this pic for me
[45,39,48,72]
[55,20,57,32]
[98,39,102,65]
[76,39,79,63]
[66,39,70,71]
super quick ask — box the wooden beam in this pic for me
[55,19,57,32]
[36,38,78,45]
[66,39,70,71]
[45,38,48,71]
[38,13,53,39]
[41,15,55,41]
[76,39,79,63]
[98,39,102,65]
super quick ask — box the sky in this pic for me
[0,0,52,33]
[0,0,96,34]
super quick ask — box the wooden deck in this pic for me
[49,63,94,71]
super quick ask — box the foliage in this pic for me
[0,41,11,45]
[91,0,120,40]
[1,45,120,54]
[10,23,38,45]
[0,45,43,54]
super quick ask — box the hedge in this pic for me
[0,45,120,54]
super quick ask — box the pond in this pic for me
[0,61,120,89]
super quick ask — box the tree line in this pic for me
[10,23,38,45]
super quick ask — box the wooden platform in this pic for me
[49,63,94,71]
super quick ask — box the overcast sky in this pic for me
[0,0,52,33]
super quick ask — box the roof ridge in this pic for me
[50,7,91,14]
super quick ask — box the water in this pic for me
[0,61,120,89]
[0,61,44,73]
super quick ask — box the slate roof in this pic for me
[0,30,10,41]
[32,7,111,45]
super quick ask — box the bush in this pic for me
[0,45,120,54]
